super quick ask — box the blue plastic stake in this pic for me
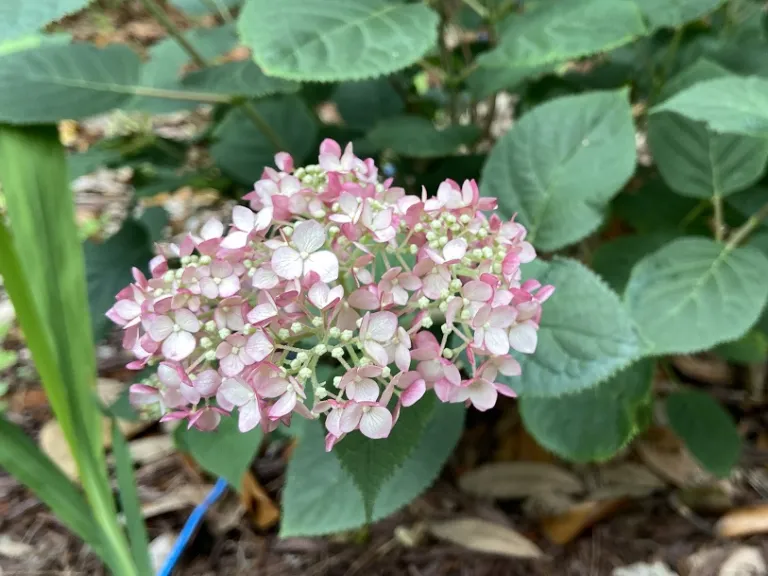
[157,478,229,576]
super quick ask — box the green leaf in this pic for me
[238,0,440,81]
[0,32,71,56]
[727,187,768,227]
[68,147,123,180]
[333,78,404,130]
[714,330,768,364]
[481,89,636,251]
[624,237,768,355]
[505,258,640,397]
[591,232,677,294]
[633,0,725,30]
[211,96,317,184]
[478,0,646,70]
[666,390,741,477]
[334,395,436,520]
[169,0,240,16]
[281,402,464,537]
[0,126,135,575]
[182,60,299,98]
[0,44,139,123]
[138,206,169,244]
[652,76,768,138]
[648,60,768,200]
[111,419,152,575]
[0,0,89,42]
[175,415,263,489]
[85,219,154,342]
[367,116,481,158]
[613,176,712,235]
[0,415,105,556]
[466,63,550,101]
[520,360,654,462]
[0,349,17,371]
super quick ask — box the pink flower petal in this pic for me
[340,403,363,432]
[232,205,256,232]
[246,330,273,362]
[347,379,379,402]
[238,400,262,432]
[218,275,240,298]
[252,267,279,289]
[148,315,174,342]
[220,377,252,407]
[194,369,221,397]
[269,390,297,419]
[463,280,493,302]
[469,379,498,411]
[220,230,249,250]
[368,311,397,342]
[443,238,467,261]
[401,378,426,407]
[348,288,380,310]
[174,309,200,333]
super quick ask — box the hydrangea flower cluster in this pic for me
[108,139,554,450]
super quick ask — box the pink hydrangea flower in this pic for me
[108,142,553,448]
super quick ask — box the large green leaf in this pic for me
[85,220,154,342]
[182,60,299,97]
[727,187,768,226]
[238,0,440,81]
[0,32,71,56]
[520,360,654,462]
[0,415,105,555]
[333,78,404,130]
[624,237,768,354]
[281,402,464,537]
[466,63,550,101]
[666,390,741,477]
[481,90,636,251]
[652,76,768,138]
[334,396,436,521]
[367,116,480,158]
[633,0,725,30]
[591,232,677,294]
[0,0,89,42]
[504,258,641,397]
[175,415,263,489]
[649,60,768,200]
[478,0,646,70]
[0,126,134,574]
[211,96,317,184]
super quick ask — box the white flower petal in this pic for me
[484,328,510,355]
[238,400,262,432]
[368,311,398,342]
[232,205,256,232]
[218,275,240,298]
[220,230,249,250]
[442,238,467,261]
[292,220,326,254]
[305,251,339,283]
[220,378,252,406]
[271,247,303,279]
[269,390,297,419]
[470,379,498,411]
[340,403,363,433]
[509,322,538,354]
[200,218,224,240]
[174,309,200,333]
[360,407,393,439]
[252,267,279,289]
[347,379,379,402]
[148,315,174,341]
[463,280,492,302]
[162,331,196,361]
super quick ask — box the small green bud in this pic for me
[315,387,328,399]
[298,367,312,381]
[296,352,309,363]
[291,322,303,334]
[421,317,433,328]
[283,226,294,237]
[341,330,354,342]
[414,223,424,233]
[278,328,290,340]
[218,328,231,339]
[311,316,324,328]
[418,296,430,309]
[314,344,327,355]
[205,321,217,333]
[329,327,341,339]
[450,279,462,291]
[409,244,418,254]
[200,336,213,349]
[381,366,391,378]
[442,348,454,359]
[331,347,344,358]
[204,350,217,362]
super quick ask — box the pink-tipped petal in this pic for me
[162,331,196,361]
[508,322,538,354]
[360,407,393,439]
[271,247,303,279]
[305,251,339,283]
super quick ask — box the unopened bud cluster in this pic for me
[108,140,553,450]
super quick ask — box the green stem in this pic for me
[725,200,768,250]
[140,0,287,153]
[139,0,207,68]
[461,0,489,19]
[713,193,725,242]
[651,27,684,102]
[437,8,459,123]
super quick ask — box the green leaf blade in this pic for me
[367,116,481,158]
[281,402,464,537]
[521,360,654,462]
[481,89,637,251]
[479,0,646,70]
[238,0,440,82]
[0,0,90,43]
[633,0,725,30]
[651,77,768,138]
[507,258,641,397]
[624,237,768,355]
[666,390,741,477]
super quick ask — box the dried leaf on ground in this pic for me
[678,482,734,514]
[0,535,34,559]
[613,561,679,576]
[671,356,731,386]
[539,497,628,545]
[140,485,211,520]
[0,299,14,326]
[718,546,766,576]
[124,435,174,465]
[522,491,578,520]
[241,471,280,530]
[637,427,712,488]
[459,462,583,499]
[591,462,666,499]
[149,533,177,574]
[428,518,544,559]
[716,503,768,538]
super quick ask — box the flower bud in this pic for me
[341,330,353,342]
[291,322,303,334]
[199,255,212,265]
[417,296,430,309]
[482,246,493,258]
[298,367,312,381]
[460,214,471,224]
[409,244,418,254]
[329,327,341,338]
[218,328,231,340]
[414,223,424,233]
[278,328,290,340]
[442,348,454,359]
[283,226,294,237]
[441,323,452,334]
[450,279,462,291]
[315,387,328,399]
[332,376,342,388]
[331,346,344,358]
[477,228,488,239]
[381,366,391,378]
[290,358,301,370]
[421,317,433,328]
[200,337,213,349]
[311,316,324,328]
[204,350,217,362]
[314,344,327,355]
[296,352,309,362]
[205,321,217,333]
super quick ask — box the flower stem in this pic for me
[140,0,286,152]
[725,200,768,250]
[713,192,725,242]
